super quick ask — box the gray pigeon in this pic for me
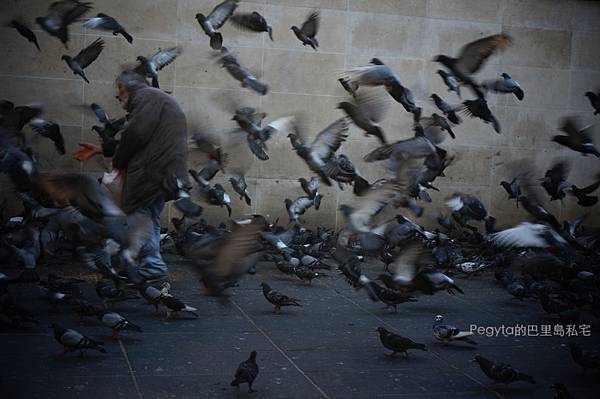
[482,73,524,100]
[10,20,40,51]
[96,310,143,339]
[432,315,477,345]
[230,11,273,41]
[436,69,461,97]
[61,38,105,83]
[82,13,133,43]
[52,323,106,355]
[585,91,599,115]
[261,282,301,314]
[337,89,389,143]
[229,175,251,205]
[36,0,92,48]
[231,351,259,393]
[291,10,319,50]
[196,0,239,49]
[135,47,182,88]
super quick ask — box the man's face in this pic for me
[116,84,129,109]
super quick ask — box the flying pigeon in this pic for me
[36,0,92,48]
[291,10,319,50]
[230,11,273,41]
[10,20,40,51]
[135,47,182,88]
[337,88,390,143]
[436,69,461,97]
[430,94,461,124]
[29,119,66,155]
[196,0,239,50]
[229,175,251,206]
[482,73,524,100]
[585,91,599,115]
[61,38,105,83]
[552,117,599,157]
[82,13,133,43]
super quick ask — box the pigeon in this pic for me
[160,294,199,319]
[430,94,460,124]
[437,69,461,97]
[294,265,320,284]
[570,174,600,207]
[90,103,125,154]
[232,108,293,159]
[462,98,500,133]
[288,118,349,186]
[61,38,105,83]
[434,33,513,98]
[96,310,143,339]
[551,383,574,399]
[552,117,599,157]
[0,101,43,134]
[29,119,66,155]
[82,13,133,43]
[433,315,477,346]
[95,281,139,307]
[10,20,40,51]
[482,73,524,100]
[541,161,570,201]
[196,0,239,50]
[446,192,489,231]
[500,177,521,207]
[291,10,319,50]
[231,351,259,393]
[220,49,268,95]
[473,355,536,384]
[36,0,93,48]
[565,343,600,372]
[51,323,106,355]
[299,176,322,209]
[360,276,418,312]
[341,59,400,92]
[376,327,427,357]
[285,196,315,224]
[275,260,296,275]
[337,89,389,143]
[230,11,273,41]
[490,222,567,248]
[139,283,167,313]
[260,283,301,314]
[585,91,599,115]
[423,113,455,139]
[189,172,232,216]
[135,47,182,88]
[229,175,251,206]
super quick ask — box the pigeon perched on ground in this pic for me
[230,11,272,41]
[36,0,92,48]
[229,175,251,206]
[433,315,477,346]
[437,69,461,97]
[95,281,139,307]
[472,355,536,384]
[231,350,259,393]
[360,276,418,312]
[376,327,427,357]
[291,10,319,50]
[462,98,500,133]
[585,91,599,115]
[196,0,239,49]
[29,119,66,155]
[96,310,143,338]
[276,260,296,275]
[61,38,105,83]
[82,13,133,43]
[10,20,40,51]
[294,265,320,284]
[430,94,460,124]
[435,33,513,98]
[260,282,301,314]
[565,343,600,372]
[135,47,182,88]
[482,73,524,100]
[160,294,199,319]
[553,117,599,157]
[51,323,106,355]
[337,89,389,143]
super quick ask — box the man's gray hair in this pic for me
[116,70,148,91]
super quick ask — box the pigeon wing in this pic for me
[457,33,513,74]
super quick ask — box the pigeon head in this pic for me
[501,72,511,79]
[195,13,206,23]
[434,55,453,66]
[336,102,353,112]
[290,26,300,33]
[585,91,595,98]
[430,93,440,101]
[61,55,71,62]
[435,315,444,322]
[376,327,388,335]
[249,351,257,361]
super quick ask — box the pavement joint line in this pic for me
[230,299,332,399]
[118,339,144,399]
[317,278,507,399]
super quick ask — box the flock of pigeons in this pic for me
[2,0,600,396]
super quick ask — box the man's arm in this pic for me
[112,90,161,170]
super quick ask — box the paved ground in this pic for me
[2,254,600,399]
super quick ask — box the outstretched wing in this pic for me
[457,33,513,74]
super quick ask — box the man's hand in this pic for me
[73,143,103,161]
